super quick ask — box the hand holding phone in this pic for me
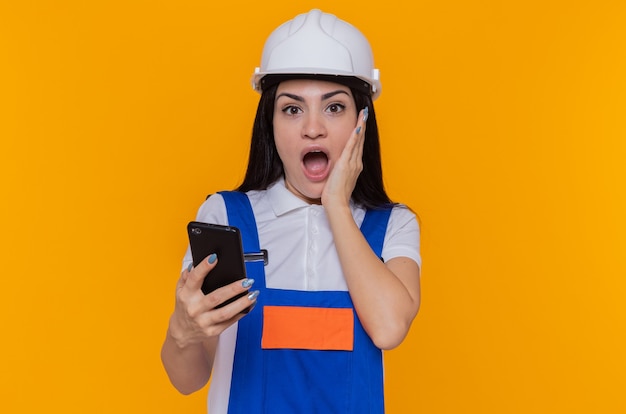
[187,221,247,307]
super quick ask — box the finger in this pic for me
[203,278,256,311]
[178,262,192,284]
[204,289,260,328]
[196,308,248,338]
[342,123,361,163]
[193,285,259,336]
[184,253,218,293]
[222,289,260,316]
[176,273,186,291]
[202,315,245,338]
[356,107,368,161]
[175,263,194,293]
[346,108,367,163]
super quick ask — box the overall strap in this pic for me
[218,192,266,414]
[360,207,392,258]
[217,191,261,255]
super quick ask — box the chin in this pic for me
[287,180,325,204]
[300,188,323,204]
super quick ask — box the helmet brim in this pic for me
[258,73,372,96]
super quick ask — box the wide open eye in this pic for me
[282,105,303,115]
[326,103,345,114]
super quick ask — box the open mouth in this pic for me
[302,150,329,179]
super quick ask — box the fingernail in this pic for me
[356,126,362,134]
[363,106,369,122]
[208,253,217,264]
[242,278,255,288]
[247,290,260,301]
[187,263,193,272]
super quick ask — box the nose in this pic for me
[302,112,327,139]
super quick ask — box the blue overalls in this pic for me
[219,191,391,414]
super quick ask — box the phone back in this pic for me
[187,221,247,299]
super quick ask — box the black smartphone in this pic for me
[187,221,247,307]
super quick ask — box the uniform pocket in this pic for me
[262,306,354,351]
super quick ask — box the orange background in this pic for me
[1,1,625,412]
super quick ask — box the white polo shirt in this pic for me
[181,178,421,413]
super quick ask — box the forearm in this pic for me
[327,205,420,350]
[161,328,216,395]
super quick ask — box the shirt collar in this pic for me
[266,177,362,217]
[267,177,316,217]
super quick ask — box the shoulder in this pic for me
[389,204,420,231]
[196,189,272,225]
[194,193,228,225]
[382,204,422,267]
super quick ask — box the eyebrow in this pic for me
[276,90,351,102]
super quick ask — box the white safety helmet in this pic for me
[251,9,381,100]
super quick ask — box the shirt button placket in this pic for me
[305,208,314,289]
[308,207,321,290]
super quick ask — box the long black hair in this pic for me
[236,76,393,209]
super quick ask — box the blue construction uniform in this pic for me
[220,191,391,414]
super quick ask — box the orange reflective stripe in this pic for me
[261,306,354,351]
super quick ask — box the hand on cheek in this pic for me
[322,107,369,209]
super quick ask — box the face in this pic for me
[273,79,358,203]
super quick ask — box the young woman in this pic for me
[161,9,421,413]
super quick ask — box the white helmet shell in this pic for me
[252,9,381,99]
